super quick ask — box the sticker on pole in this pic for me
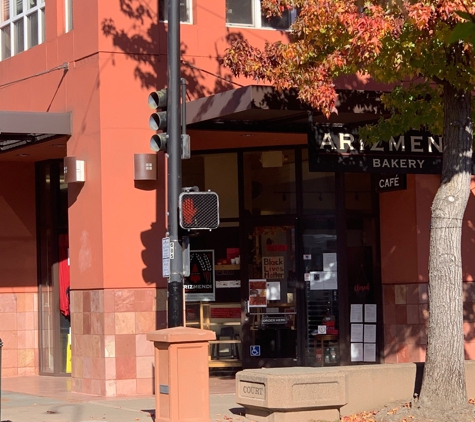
[250,345,261,357]
[162,237,170,278]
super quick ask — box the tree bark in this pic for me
[418,81,473,413]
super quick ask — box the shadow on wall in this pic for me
[101,0,236,96]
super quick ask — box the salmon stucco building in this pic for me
[1,0,475,397]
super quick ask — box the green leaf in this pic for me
[455,11,475,23]
[448,22,475,44]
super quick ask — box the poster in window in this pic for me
[249,279,267,307]
[184,250,215,302]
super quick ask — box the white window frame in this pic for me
[226,0,297,30]
[0,0,45,61]
[159,0,193,25]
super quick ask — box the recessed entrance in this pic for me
[36,159,70,375]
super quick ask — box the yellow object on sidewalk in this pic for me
[66,332,71,373]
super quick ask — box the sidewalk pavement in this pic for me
[0,373,254,422]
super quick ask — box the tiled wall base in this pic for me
[383,282,475,363]
[0,291,39,377]
[70,288,167,396]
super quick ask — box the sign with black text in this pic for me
[308,126,455,174]
[184,250,215,301]
[376,174,407,193]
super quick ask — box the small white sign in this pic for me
[350,304,363,323]
[365,304,377,323]
[162,237,170,258]
[323,252,337,272]
[303,254,312,260]
[162,259,170,279]
[350,323,364,342]
[364,343,377,362]
[351,343,364,362]
[216,280,241,288]
[309,271,337,290]
[162,237,170,278]
[266,281,281,301]
[364,324,377,343]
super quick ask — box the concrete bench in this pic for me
[236,361,475,422]
[236,367,347,422]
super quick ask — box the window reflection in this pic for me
[182,153,239,219]
[345,173,372,211]
[302,149,336,214]
[243,150,296,216]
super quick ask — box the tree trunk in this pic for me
[418,82,473,413]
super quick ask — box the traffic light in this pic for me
[148,88,168,152]
[178,191,220,230]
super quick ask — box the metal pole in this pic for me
[167,0,184,327]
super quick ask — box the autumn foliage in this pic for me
[224,1,475,420]
[224,0,475,129]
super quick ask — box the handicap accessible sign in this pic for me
[250,345,261,357]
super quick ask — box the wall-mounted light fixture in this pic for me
[134,154,157,181]
[64,156,86,183]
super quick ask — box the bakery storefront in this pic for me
[182,85,444,370]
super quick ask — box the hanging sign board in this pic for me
[184,250,215,301]
[376,174,407,193]
[308,126,455,174]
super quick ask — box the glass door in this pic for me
[243,224,298,367]
[301,218,339,366]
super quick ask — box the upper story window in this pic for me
[226,0,297,30]
[1,0,45,60]
[159,0,192,24]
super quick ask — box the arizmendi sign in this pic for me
[307,126,455,174]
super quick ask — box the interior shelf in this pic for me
[215,264,240,271]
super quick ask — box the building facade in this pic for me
[1,0,475,397]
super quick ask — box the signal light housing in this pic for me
[148,88,168,152]
[179,191,220,230]
[150,133,168,152]
[148,89,167,109]
[149,111,167,131]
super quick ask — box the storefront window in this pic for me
[243,150,296,216]
[182,152,239,219]
[302,148,336,214]
[345,172,372,211]
[247,225,298,362]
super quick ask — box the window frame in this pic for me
[0,0,45,60]
[158,0,193,25]
[226,0,297,30]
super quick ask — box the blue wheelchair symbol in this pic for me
[250,345,261,357]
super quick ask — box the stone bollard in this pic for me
[147,327,216,422]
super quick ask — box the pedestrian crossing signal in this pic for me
[179,191,219,230]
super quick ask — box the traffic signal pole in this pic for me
[167,0,184,327]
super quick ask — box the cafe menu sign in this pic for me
[308,126,456,174]
[184,250,215,302]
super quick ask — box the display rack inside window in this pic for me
[185,301,242,368]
